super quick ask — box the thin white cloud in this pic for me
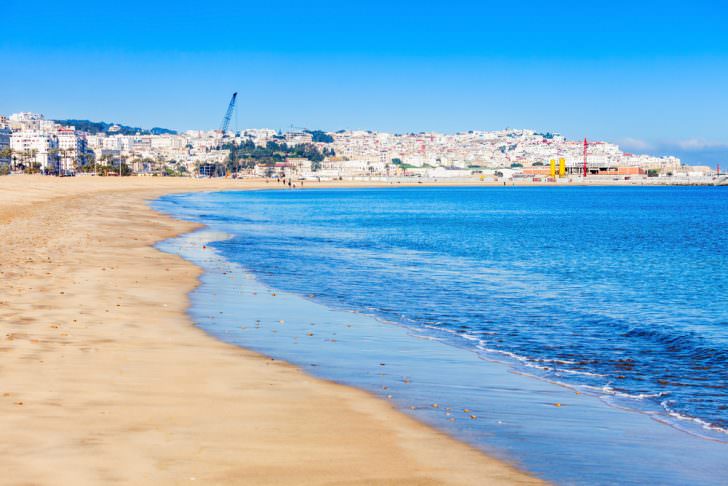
[619,137,728,153]
[619,137,653,151]
[672,139,728,151]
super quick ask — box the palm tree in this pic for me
[0,147,12,166]
[155,155,166,175]
[69,151,80,175]
[129,157,142,174]
[19,149,31,172]
[96,154,109,175]
[55,148,63,175]
[81,152,96,173]
[0,147,12,175]
[61,148,75,175]
[60,149,68,174]
[50,148,63,176]
[29,149,38,174]
[118,154,128,176]
[88,152,100,175]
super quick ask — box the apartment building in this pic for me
[10,130,59,171]
[56,127,88,172]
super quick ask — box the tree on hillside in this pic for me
[0,148,12,173]
[305,130,334,143]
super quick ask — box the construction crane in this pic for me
[220,92,238,135]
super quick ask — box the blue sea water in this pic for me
[154,186,728,484]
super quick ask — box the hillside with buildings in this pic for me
[0,111,718,182]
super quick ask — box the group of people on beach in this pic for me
[275,177,303,188]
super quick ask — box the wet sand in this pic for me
[0,176,540,485]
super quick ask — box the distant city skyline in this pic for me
[2,0,727,165]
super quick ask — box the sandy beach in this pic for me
[0,176,540,485]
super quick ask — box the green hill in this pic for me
[54,119,177,136]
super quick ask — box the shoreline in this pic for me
[0,176,540,484]
[154,210,728,485]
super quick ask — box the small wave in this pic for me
[538,358,580,365]
[622,326,728,364]
[554,368,608,378]
[595,384,671,400]
[421,322,728,437]
[660,400,728,437]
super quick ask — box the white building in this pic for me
[284,131,313,145]
[426,167,473,178]
[10,131,59,171]
[56,127,88,172]
[9,112,45,131]
[150,135,184,151]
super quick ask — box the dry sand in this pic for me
[0,176,541,485]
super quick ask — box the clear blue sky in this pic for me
[2,0,727,164]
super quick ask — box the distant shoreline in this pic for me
[4,172,726,187]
